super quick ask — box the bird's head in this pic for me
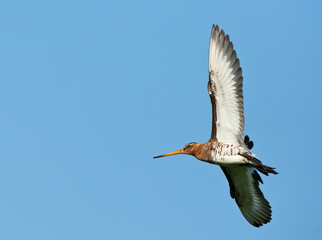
[154,142,201,159]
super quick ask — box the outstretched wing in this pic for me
[220,165,272,227]
[208,25,244,145]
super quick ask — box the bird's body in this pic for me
[183,141,252,165]
[154,25,278,227]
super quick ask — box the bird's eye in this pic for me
[184,144,192,150]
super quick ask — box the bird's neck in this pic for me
[192,142,212,162]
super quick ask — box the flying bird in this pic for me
[154,25,278,227]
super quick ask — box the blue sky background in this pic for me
[0,0,321,239]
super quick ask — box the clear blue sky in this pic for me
[0,0,321,239]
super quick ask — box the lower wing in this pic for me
[220,165,272,227]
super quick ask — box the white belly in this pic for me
[208,153,247,165]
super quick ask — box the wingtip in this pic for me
[211,24,220,34]
[211,25,226,36]
[212,24,218,29]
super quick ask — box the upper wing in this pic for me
[220,165,272,227]
[208,25,244,145]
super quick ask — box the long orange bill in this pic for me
[153,149,184,159]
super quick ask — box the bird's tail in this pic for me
[253,161,278,176]
[239,153,278,176]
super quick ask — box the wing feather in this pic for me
[221,165,272,227]
[208,25,244,145]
